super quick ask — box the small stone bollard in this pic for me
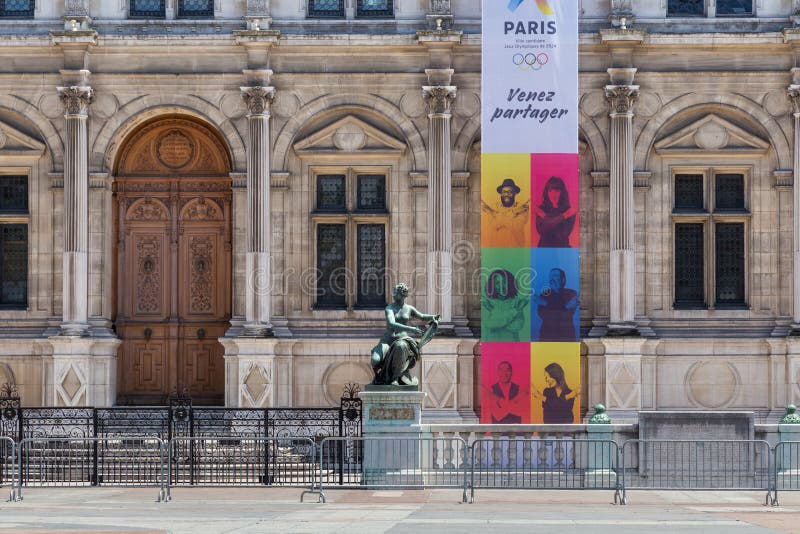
[585,404,616,488]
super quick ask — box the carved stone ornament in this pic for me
[788,86,800,116]
[423,85,457,115]
[605,85,639,115]
[65,0,89,16]
[246,0,270,16]
[57,86,94,116]
[241,86,276,115]
[430,0,451,15]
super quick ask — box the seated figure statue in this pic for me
[370,283,439,387]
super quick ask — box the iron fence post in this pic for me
[91,411,99,486]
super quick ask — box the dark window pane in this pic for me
[0,176,27,214]
[308,0,344,17]
[667,0,703,16]
[357,224,385,307]
[357,0,393,17]
[675,223,705,307]
[674,174,704,212]
[717,0,752,15]
[317,224,346,308]
[0,0,34,17]
[715,223,745,307]
[715,174,745,211]
[0,224,26,306]
[178,0,213,17]
[357,175,386,211]
[316,175,346,211]
[130,0,165,17]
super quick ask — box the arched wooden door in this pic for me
[114,116,232,405]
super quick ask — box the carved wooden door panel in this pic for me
[114,117,232,406]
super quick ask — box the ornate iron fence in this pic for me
[0,384,361,488]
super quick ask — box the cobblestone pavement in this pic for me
[1,487,799,533]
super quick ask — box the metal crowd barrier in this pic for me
[772,441,800,505]
[318,436,469,503]
[619,439,773,505]
[15,437,167,502]
[1,436,16,501]
[469,438,620,503]
[167,437,318,501]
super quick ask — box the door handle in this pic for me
[197,328,206,340]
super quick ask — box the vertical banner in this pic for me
[481,0,580,423]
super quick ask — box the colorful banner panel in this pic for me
[481,0,580,423]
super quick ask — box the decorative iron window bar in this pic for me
[177,0,214,18]
[0,0,34,18]
[308,0,345,18]
[356,0,394,18]
[129,0,166,18]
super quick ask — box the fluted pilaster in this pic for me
[58,85,93,337]
[605,83,638,333]
[423,84,456,324]
[241,85,275,336]
[789,86,800,327]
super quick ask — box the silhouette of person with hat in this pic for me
[482,177,530,247]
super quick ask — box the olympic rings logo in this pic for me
[512,52,549,72]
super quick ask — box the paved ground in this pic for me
[1,486,800,533]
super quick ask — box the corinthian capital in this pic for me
[605,85,639,115]
[241,86,276,115]
[789,85,800,115]
[57,86,94,116]
[423,85,457,115]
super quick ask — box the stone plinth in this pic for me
[46,336,120,407]
[778,424,800,472]
[359,390,427,486]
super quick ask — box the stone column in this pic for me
[241,84,275,337]
[605,75,639,335]
[789,86,800,330]
[423,76,456,326]
[57,84,93,337]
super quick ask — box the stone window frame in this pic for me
[310,165,390,311]
[0,169,29,310]
[671,165,751,310]
[666,0,755,18]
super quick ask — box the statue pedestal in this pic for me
[359,390,427,485]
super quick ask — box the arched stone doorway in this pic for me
[114,115,232,405]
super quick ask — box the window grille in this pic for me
[0,0,34,18]
[667,0,703,16]
[674,223,705,308]
[356,175,386,211]
[357,224,385,307]
[308,0,344,18]
[674,174,704,212]
[316,224,347,308]
[717,0,752,16]
[714,174,745,211]
[357,0,393,17]
[0,224,26,307]
[0,176,28,214]
[129,0,165,18]
[715,222,745,307]
[316,175,346,212]
[178,0,213,18]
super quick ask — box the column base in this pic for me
[241,323,275,338]
[59,323,90,337]
[606,322,640,337]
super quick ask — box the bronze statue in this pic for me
[370,283,439,387]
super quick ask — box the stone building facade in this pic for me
[0,0,798,422]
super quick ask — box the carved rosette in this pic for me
[605,85,639,116]
[241,86,276,116]
[789,85,800,116]
[423,85,457,115]
[57,86,94,116]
